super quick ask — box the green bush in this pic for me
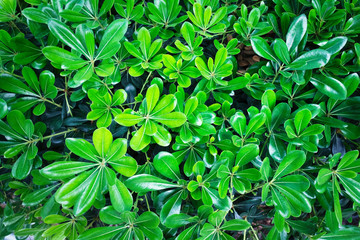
[1,0,360,239]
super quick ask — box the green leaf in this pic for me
[140,118,157,138]
[250,36,278,63]
[115,113,143,127]
[22,8,49,23]
[294,109,311,135]
[274,175,309,192]
[271,188,291,218]
[300,124,325,137]
[136,211,160,228]
[230,112,246,136]
[78,226,122,240]
[221,219,251,231]
[23,185,57,207]
[105,138,127,162]
[0,99,8,119]
[138,27,151,57]
[44,215,70,224]
[246,112,266,137]
[287,49,331,70]
[276,185,312,213]
[12,151,34,180]
[125,174,179,192]
[7,110,33,137]
[271,103,290,130]
[319,228,360,239]
[146,84,160,114]
[48,19,89,59]
[109,156,137,177]
[317,168,332,185]
[0,74,36,97]
[65,138,100,162]
[99,206,123,224]
[286,14,307,53]
[96,19,128,59]
[40,161,96,180]
[93,127,113,158]
[310,74,347,100]
[152,112,187,128]
[273,39,291,65]
[235,144,259,167]
[73,170,100,216]
[130,125,151,151]
[273,150,306,179]
[160,191,182,223]
[320,37,347,55]
[181,22,195,46]
[164,213,193,228]
[338,176,360,204]
[261,90,276,110]
[152,123,171,146]
[287,220,317,235]
[338,150,359,170]
[55,171,92,205]
[151,95,177,116]
[153,152,180,180]
[42,46,86,69]
[108,179,133,213]
[60,10,91,22]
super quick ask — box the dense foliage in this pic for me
[1,0,360,239]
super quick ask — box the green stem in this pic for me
[64,77,73,117]
[134,71,152,109]
[272,64,284,84]
[145,194,151,212]
[27,128,77,145]
[41,97,62,108]
[104,83,113,95]
[260,133,271,156]
[0,69,23,79]
[250,225,260,240]
[43,128,77,140]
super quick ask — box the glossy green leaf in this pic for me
[65,138,100,162]
[310,74,347,100]
[153,152,180,180]
[286,14,307,53]
[274,151,306,179]
[287,49,331,70]
[250,36,278,63]
[125,174,179,192]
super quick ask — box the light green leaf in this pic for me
[310,74,347,100]
[93,127,113,158]
[125,174,179,192]
[274,150,306,179]
[153,152,180,180]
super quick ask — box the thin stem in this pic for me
[64,77,73,117]
[250,225,260,240]
[0,69,24,79]
[104,83,113,95]
[122,101,141,106]
[260,134,271,156]
[43,128,77,141]
[41,97,62,108]
[134,71,152,109]
[272,64,284,84]
[56,87,65,91]
[27,128,77,145]
[10,21,22,33]
[145,194,151,212]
